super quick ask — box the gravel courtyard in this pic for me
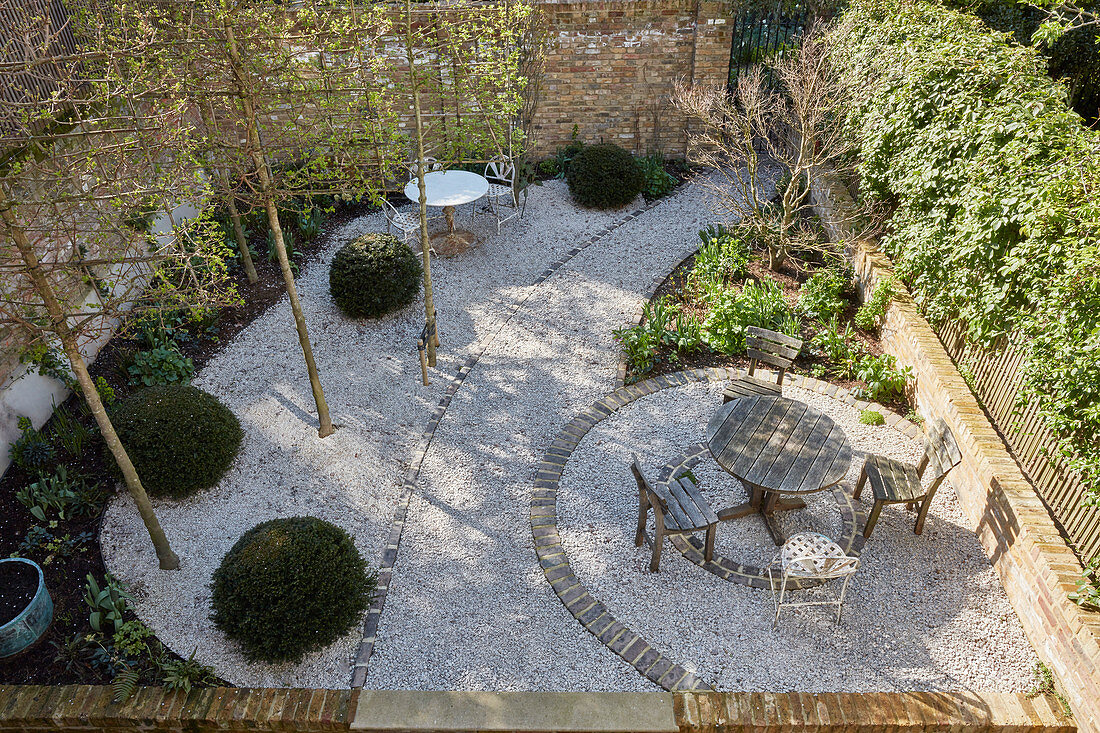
[99,173,1039,692]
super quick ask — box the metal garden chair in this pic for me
[767,531,859,628]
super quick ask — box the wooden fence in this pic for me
[937,320,1100,564]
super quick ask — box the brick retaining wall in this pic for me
[810,173,1100,733]
[0,688,1074,732]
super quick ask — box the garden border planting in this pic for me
[811,171,1100,733]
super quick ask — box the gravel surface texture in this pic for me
[557,381,1039,692]
[99,183,628,688]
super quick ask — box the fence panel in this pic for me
[937,320,1100,563]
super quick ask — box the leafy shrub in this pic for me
[613,298,701,377]
[127,344,194,387]
[831,0,1100,489]
[210,516,375,663]
[638,153,678,201]
[8,416,54,474]
[159,650,217,692]
[810,317,864,379]
[17,466,106,521]
[566,143,645,209]
[854,276,896,331]
[84,573,130,635]
[799,267,852,323]
[329,232,422,319]
[854,353,912,403]
[49,402,94,457]
[111,385,242,499]
[701,278,798,355]
[689,225,752,301]
[860,409,886,425]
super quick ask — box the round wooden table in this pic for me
[404,170,489,256]
[705,394,852,545]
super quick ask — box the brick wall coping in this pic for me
[0,687,1074,732]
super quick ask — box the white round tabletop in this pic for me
[403,170,489,207]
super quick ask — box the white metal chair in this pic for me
[406,157,445,179]
[482,157,523,233]
[767,531,859,628]
[381,198,420,246]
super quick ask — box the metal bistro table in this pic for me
[705,394,853,545]
[404,170,489,256]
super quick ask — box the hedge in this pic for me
[829,0,1100,492]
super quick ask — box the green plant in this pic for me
[296,208,325,242]
[614,322,661,375]
[566,143,645,209]
[799,267,852,323]
[689,225,752,301]
[810,317,864,379]
[95,376,116,406]
[112,620,154,659]
[668,310,703,351]
[329,232,422,319]
[854,276,897,331]
[51,633,96,678]
[17,526,93,565]
[546,125,584,179]
[111,385,243,499]
[20,342,75,387]
[1069,558,1100,610]
[8,416,54,474]
[267,227,300,273]
[16,466,105,521]
[126,343,195,387]
[84,574,131,635]
[854,353,913,403]
[638,152,678,201]
[210,516,376,663]
[905,409,925,427]
[860,409,886,425]
[701,278,796,355]
[112,669,141,703]
[159,649,217,692]
[49,402,94,457]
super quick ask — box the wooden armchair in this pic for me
[631,455,718,572]
[854,418,963,538]
[723,326,803,403]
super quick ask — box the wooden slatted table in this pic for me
[705,394,853,545]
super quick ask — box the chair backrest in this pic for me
[485,157,516,187]
[918,418,963,487]
[779,531,858,578]
[380,197,399,221]
[746,326,803,385]
[407,157,444,179]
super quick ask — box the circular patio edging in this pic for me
[531,367,925,691]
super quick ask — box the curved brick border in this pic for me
[532,367,923,692]
[350,196,676,687]
[655,443,866,590]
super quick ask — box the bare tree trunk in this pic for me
[223,176,259,284]
[223,16,335,438]
[1,201,180,570]
[406,0,439,367]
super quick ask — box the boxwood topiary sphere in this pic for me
[566,143,645,209]
[329,232,422,318]
[210,517,375,663]
[111,385,242,499]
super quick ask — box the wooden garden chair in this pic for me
[631,455,718,572]
[723,326,803,403]
[854,418,963,538]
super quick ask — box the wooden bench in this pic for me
[854,418,962,538]
[631,455,718,572]
[722,326,804,403]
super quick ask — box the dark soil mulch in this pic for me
[0,561,38,626]
[0,199,375,685]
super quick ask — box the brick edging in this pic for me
[531,368,922,691]
[351,193,676,687]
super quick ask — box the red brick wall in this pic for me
[811,172,1100,733]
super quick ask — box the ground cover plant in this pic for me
[616,221,912,410]
[828,0,1100,496]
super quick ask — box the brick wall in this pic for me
[810,173,1100,733]
[529,0,732,156]
[0,688,1074,732]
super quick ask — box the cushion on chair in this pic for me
[778,531,857,577]
[863,454,925,503]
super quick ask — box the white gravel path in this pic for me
[557,381,1039,691]
[363,177,735,690]
[99,182,627,688]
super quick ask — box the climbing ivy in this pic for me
[829,0,1100,495]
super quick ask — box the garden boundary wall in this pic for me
[0,688,1075,733]
[809,172,1100,733]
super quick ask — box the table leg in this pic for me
[444,205,456,233]
[716,485,765,521]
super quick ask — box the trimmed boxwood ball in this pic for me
[329,232,422,318]
[566,142,645,209]
[111,385,242,499]
[210,517,375,663]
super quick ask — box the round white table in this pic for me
[404,170,489,255]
